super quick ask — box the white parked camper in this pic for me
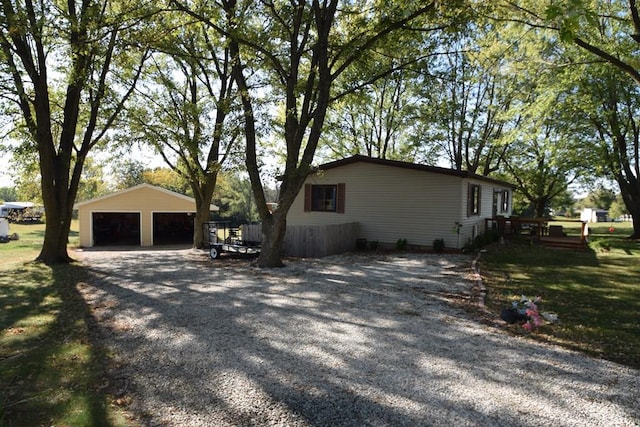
[0,201,42,222]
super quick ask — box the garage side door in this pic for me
[92,212,141,246]
[153,213,194,245]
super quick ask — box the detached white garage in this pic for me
[75,184,218,247]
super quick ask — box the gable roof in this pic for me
[318,155,514,188]
[74,183,219,210]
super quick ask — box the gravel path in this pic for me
[76,249,640,427]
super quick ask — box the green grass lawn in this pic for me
[479,220,640,368]
[0,221,79,269]
[0,221,133,426]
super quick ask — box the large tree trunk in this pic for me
[533,198,548,218]
[257,213,287,268]
[192,178,217,248]
[37,200,74,264]
[619,179,640,239]
[193,201,211,249]
[631,209,640,239]
[36,150,78,264]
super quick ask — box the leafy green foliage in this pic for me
[110,159,146,191]
[212,172,260,225]
[575,185,617,211]
[0,186,17,203]
[143,168,191,196]
[75,157,111,202]
[499,0,640,237]
[0,0,154,263]
[608,193,630,219]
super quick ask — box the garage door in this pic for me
[92,212,141,246]
[153,213,194,245]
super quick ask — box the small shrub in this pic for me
[433,238,445,253]
[396,238,408,250]
[463,230,501,252]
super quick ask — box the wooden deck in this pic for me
[538,236,589,250]
[486,217,590,251]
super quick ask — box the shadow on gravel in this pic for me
[79,250,640,426]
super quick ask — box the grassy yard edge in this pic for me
[472,221,639,369]
[1,222,137,426]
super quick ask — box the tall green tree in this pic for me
[125,18,241,248]
[321,69,422,161]
[579,185,617,211]
[318,29,442,164]
[213,171,259,225]
[501,0,640,237]
[0,186,16,203]
[4,149,42,203]
[0,0,151,263]
[111,158,146,190]
[503,119,582,217]
[75,157,110,202]
[142,167,191,195]
[575,64,640,226]
[177,0,465,267]
[423,28,514,174]
[499,70,587,217]
[609,193,630,220]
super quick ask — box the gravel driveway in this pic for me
[77,249,640,427]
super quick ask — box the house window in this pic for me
[468,184,481,217]
[304,183,345,213]
[501,189,509,213]
[313,185,337,211]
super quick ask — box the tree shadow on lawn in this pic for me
[480,244,640,367]
[0,262,111,426]
[80,250,640,426]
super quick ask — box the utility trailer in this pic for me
[203,221,261,259]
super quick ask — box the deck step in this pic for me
[539,237,588,250]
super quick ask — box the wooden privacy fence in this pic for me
[241,222,360,257]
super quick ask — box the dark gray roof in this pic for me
[318,155,515,188]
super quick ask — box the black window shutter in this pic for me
[336,183,345,214]
[304,184,312,212]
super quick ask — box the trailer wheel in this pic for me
[210,246,220,259]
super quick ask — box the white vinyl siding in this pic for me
[288,161,511,250]
[457,178,498,245]
[289,162,463,249]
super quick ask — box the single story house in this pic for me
[286,155,514,251]
[75,183,218,247]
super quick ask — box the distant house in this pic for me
[580,208,609,223]
[285,155,514,251]
[74,183,218,247]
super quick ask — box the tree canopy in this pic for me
[2,0,639,266]
[0,0,153,263]
[495,0,640,236]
